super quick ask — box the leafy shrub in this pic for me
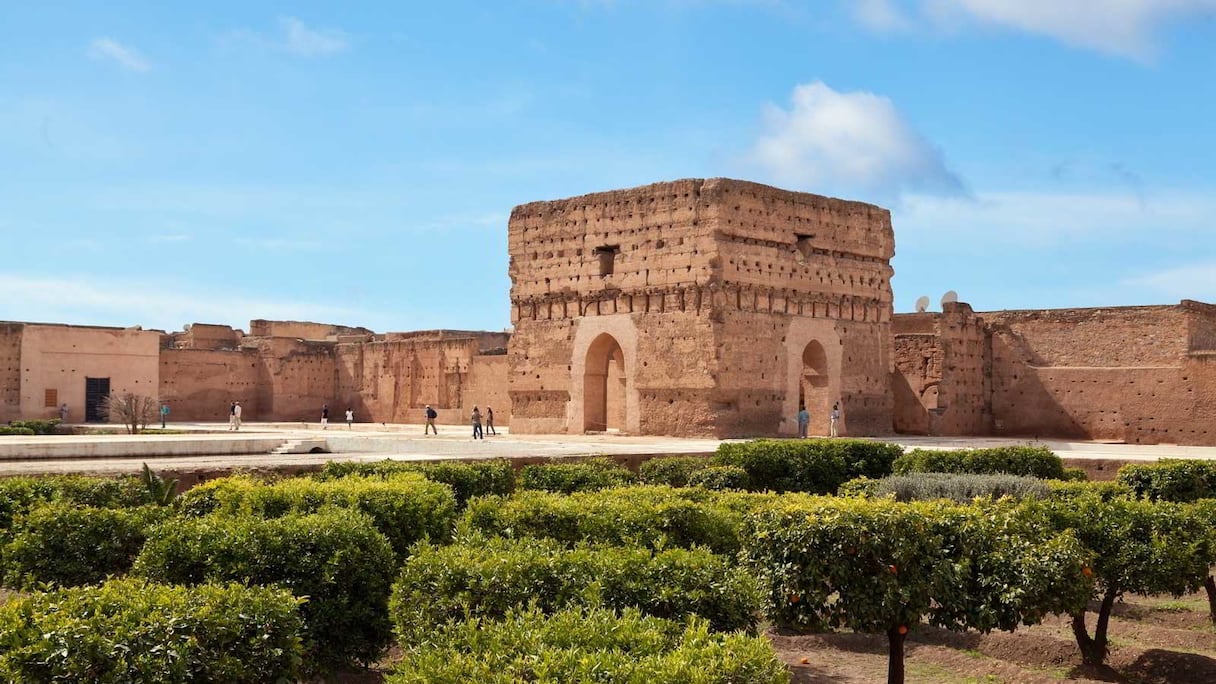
[743,496,1092,681]
[837,476,879,497]
[0,427,34,436]
[864,472,1050,503]
[391,536,761,638]
[134,510,396,675]
[0,475,148,531]
[8,419,61,435]
[1061,467,1088,481]
[316,458,515,507]
[688,465,751,490]
[462,485,744,555]
[1045,479,1132,502]
[519,457,638,493]
[178,472,456,556]
[0,578,303,683]
[639,456,713,487]
[713,439,902,493]
[3,504,171,588]
[388,606,789,684]
[1116,459,1216,502]
[893,446,1065,480]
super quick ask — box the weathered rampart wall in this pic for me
[0,324,22,423]
[159,348,261,421]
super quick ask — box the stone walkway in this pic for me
[0,422,1211,476]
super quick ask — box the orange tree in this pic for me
[743,496,1092,684]
[1044,495,1213,663]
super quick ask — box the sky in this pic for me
[2,1,1214,333]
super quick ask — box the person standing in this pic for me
[796,406,810,438]
[233,401,242,431]
[471,406,483,440]
[229,402,237,431]
[485,406,496,436]
[321,404,329,430]
[160,403,170,429]
[58,403,69,423]
[424,405,438,435]
[830,402,841,438]
[345,407,354,429]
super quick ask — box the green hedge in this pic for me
[0,578,303,683]
[134,510,396,675]
[0,475,149,531]
[178,472,456,556]
[713,439,903,493]
[3,504,170,589]
[688,465,751,490]
[519,457,638,493]
[842,472,1051,503]
[639,456,713,487]
[391,537,760,637]
[1116,459,1216,502]
[1046,479,1133,502]
[462,485,744,555]
[316,459,515,507]
[8,419,61,435]
[387,606,789,684]
[0,427,34,436]
[893,446,1065,479]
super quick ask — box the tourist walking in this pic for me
[345,407,354,429]
[486,406,496,435]
[321,404,329,430]
[424,405,438,435]
[160,403,170,429]
[233,401,242,431]
[471,406,483,439]
[830,402,840,437]
[796,406,810,438]
[229,401,237,431]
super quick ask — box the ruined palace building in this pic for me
[4,179,1214,445]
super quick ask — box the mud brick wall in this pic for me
[253,338,337,422]
[159,348,261,421]
[0,324,22,423]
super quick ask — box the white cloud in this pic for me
[1124,261,1216,302]
[748,81,964,201]
[280,17,348,56]
[87,38,151,72]
[852,0,1216,59]
[0,274,379,332]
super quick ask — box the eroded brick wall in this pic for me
[0,324,22,423]
[159,348,261,420]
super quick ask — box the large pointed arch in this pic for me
[583,333,626,432]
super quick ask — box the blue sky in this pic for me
[2,1,1214,332]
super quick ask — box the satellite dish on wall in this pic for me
[941,290,959,307]
[914,296,930,313]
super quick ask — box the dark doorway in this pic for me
[85,377,110,422]
[584,333,625,432]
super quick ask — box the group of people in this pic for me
[319,404,355,430]
[796,402,841,438]
[421,404,496,439]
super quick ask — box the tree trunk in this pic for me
[887,626,907,684]
[1205,574,1216,625]
[1070,612,1100,665]
[1071,588,1118,666]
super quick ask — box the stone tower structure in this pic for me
[507,178,895,437]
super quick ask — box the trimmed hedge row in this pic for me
[0,475,149,530]
[391,537,761,637]
[639,456,714,487]
[3,504,171,589]
[839,473,1051,502]
[0,578,303,683]
[1117,459,1216,502]
[134,510,396,675]
[519,457,638,493]
[316,459,515,507]
[893,446,1065,480]
[178,472,456,556]
[689,464,751,490]
[388,606,789,684]
[462,485,745,555]
[0,427,34,436]
[8,419,61,435]
[714,439,903,494]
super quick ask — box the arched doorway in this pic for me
[799,341,830,434]
[584,333,625,432]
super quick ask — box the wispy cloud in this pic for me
[746,81,965,202]
[226,17,349,57]
[849,0,1216,60]
[87,37,151,72]
[0,274,380,332]
[1124,261,1216,302]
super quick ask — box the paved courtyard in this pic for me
[0,421,1213,477]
